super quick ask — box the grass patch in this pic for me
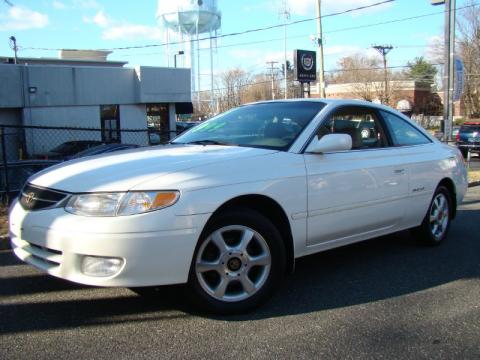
[469,169,480,183]
[0,207,7,236]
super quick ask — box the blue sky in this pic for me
[0,0,472,89]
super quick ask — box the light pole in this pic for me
[315,0,326,98]
[9,36,18,64]
[280,0,290,99]
[431,0,456,142]
[174,50,184,68]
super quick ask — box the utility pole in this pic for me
[266,61,279,100]
[444,0,455,142]
[431,0,456,142]
[280,0,290,99]
[315,0,326,98]
[372,44,393,104]
[9,36,18,64]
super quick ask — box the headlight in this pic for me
[65,191,180,217]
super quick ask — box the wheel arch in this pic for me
[438,177,457,219]
[202,194,295,274]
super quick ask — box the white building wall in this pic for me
[0,65,22,108]
[119,104,149,146]
[0,109,22,161]
[23,106,101,156]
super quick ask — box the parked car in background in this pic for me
[456,121,480,157]
[176,121,199,134]
[71,143,140,159]
[0,160,60,196]
[34,140,102,160]
[10,100,468,314]
[148,122,199,145]
[452,125,460,139]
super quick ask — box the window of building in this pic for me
[147,104,170,144]
[100,105,120,143]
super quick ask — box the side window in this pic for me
[317,106,388,150]
[380,111,431,146]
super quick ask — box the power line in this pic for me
[47,1,479,60]
[22,0,395,52]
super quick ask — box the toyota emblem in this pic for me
[25,192,36,204]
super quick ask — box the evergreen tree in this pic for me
[406,57,438,83]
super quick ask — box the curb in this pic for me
[468,181,480,188]
[0,235,10,251]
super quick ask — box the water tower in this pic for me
[157,0,221,114]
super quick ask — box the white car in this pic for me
[9,100,468,314]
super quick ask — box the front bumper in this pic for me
[9,199,210,287]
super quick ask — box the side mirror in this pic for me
[305,133,352,154]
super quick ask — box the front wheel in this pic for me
[187,209,286,314]
[412,185,452,246]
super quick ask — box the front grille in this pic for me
[28,243,63,267]
[11,237,63,269]
[20,183,69,211]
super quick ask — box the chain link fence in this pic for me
[0,125,179,203]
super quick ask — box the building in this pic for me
[311,80,442,116]
[0,53,192,159]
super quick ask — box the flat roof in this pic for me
[1,56,127,67]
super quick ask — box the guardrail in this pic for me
[0,125,180,204]
[457,144,477,169]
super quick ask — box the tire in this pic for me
[460,147,468,159]
[412,185,452,246]
[186,208,286,314]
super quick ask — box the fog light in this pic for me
[81,256,124,277]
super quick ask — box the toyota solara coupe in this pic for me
[9,100,468,314]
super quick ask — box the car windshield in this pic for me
[172,101,325,150]
[461,125,480,132]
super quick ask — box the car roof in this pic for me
[245,98,398,112]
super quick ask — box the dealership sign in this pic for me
[294,50,317,82]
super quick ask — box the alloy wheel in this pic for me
[429,193,450,241]
[195,225,271,302]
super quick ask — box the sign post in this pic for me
[294,49,317,98]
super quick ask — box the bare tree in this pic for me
[330,54,384,102]
[242,74,273,103]
[457,0,480,117]
[216,68,252,112]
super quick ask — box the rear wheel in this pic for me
[412,185,452,246]
[187,209,286,314]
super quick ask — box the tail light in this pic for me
[456,132,460,142]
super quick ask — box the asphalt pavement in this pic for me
[1,187,479,359]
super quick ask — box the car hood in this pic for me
[29,145,278,193]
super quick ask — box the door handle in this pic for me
[394,169,405,175]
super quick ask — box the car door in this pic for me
[303,106,409,247]
[379,110,439,229]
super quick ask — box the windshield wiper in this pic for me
[185,140,234,146]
